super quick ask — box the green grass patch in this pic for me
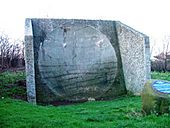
[0,71,25,85]
[0,71,170,127]
[0,71,26,99]
[0,97,169,128]
[151,72,170,81]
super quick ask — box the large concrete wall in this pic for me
[25,19,150,104]
[116,22,151,95]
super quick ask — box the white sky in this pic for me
[0,0,170,56]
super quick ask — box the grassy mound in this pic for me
[0,71,170,127]
[0,71,26,100]
[1,97,170,128]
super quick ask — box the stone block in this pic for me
[142,80,170,115]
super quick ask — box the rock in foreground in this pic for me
[141,80,170,115]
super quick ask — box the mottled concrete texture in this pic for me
[116,22,151,95]
[25,19,36,104]
[24,19,150,104]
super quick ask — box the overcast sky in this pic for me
[0,0,170,55]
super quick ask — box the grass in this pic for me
[1,97,169,128]
[0,71,25,85]
[0,71,26,99]
[151,71,170,81]
[0,71,170,128]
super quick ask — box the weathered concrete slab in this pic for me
[24,19,150,104]
[25,19,36,104]
[116,22,151,95]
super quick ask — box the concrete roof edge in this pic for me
[115,21,148,37]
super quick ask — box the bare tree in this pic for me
[0,34,11,69]
[153,35,170,72]
[0,33,24,70]
[163,35,170,72]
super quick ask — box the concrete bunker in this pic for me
[25,19,150,104]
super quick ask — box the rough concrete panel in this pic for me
[38,25,118,101]
[27,19,127,104]
[24,19,36,104]
[116,21,151,95]
[25,18,150,104]
[145,37,151,79]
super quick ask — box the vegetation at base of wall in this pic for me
[0,71,170,128]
